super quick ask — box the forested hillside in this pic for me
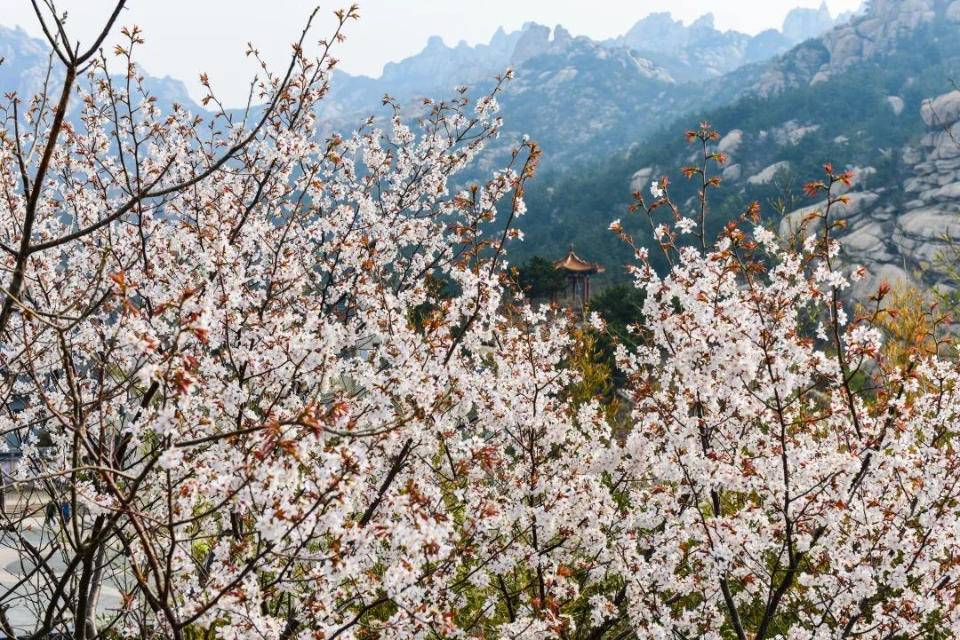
[517,1,960,290]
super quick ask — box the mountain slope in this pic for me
[316,5,847,145]
[0,25,50,99]
[319,27,691,172]
[489,36,684,165]
[516,0,960,291]
[1,5,846,175]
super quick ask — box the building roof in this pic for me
[554,248,605,274]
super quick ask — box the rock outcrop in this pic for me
[756,0,954,97]
[887,96,906,116]
[718,129,743,155]
[892,94,960,281]
[949,0,960,21]
[778,89,960,298]
[748,161,792,185]
[922,90,960,127]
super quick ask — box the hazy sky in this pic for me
[5,1,863,106]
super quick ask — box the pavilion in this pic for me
[553,247,605,308]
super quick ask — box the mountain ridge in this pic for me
[313,4,855,170]
[9,1,953,299]
[328,3,857,98]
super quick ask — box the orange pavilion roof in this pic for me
[554,248,605,274]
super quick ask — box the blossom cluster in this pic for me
[1,7,959,640]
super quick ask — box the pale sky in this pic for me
[4,0,863,106]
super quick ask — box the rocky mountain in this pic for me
[315,6,850,171]
[782,2,837,43]
[318,26,526,119]
[606,13,766,81]
[783,89,960,298]
[604,4,854,83]
[755,0,958,96]
[317,4,848,126]
[488,33,682,165]
[0,4,847,169]
[518,0,960,293]
[319,25,689,169]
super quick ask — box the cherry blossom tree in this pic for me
[3,3,960,639]
[0,3,617,638]
[608,144,960,639]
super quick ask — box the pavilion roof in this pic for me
[554,248,605,274]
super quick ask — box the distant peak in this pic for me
[640,12,679,25]
[691,13,716,30]
[425,35,445,49]
[782,3,837,43]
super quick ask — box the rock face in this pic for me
[718,129,743,155]
[773,121,820,146]
[888,96,906,116]
[892,95,960,282]
[820,0,937,71]
[511,24,554,65]
[747,161,792,185]
[616,12,693,57]
[722,164,743,182]
[630,167,654,193]
[921,91,960,127]
[755,0,953,97]
[949,0,960,21]
[778,89,960,297]
[508,24,600,67]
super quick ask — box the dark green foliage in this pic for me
[515,256,566,299]
[590,284,646,346]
